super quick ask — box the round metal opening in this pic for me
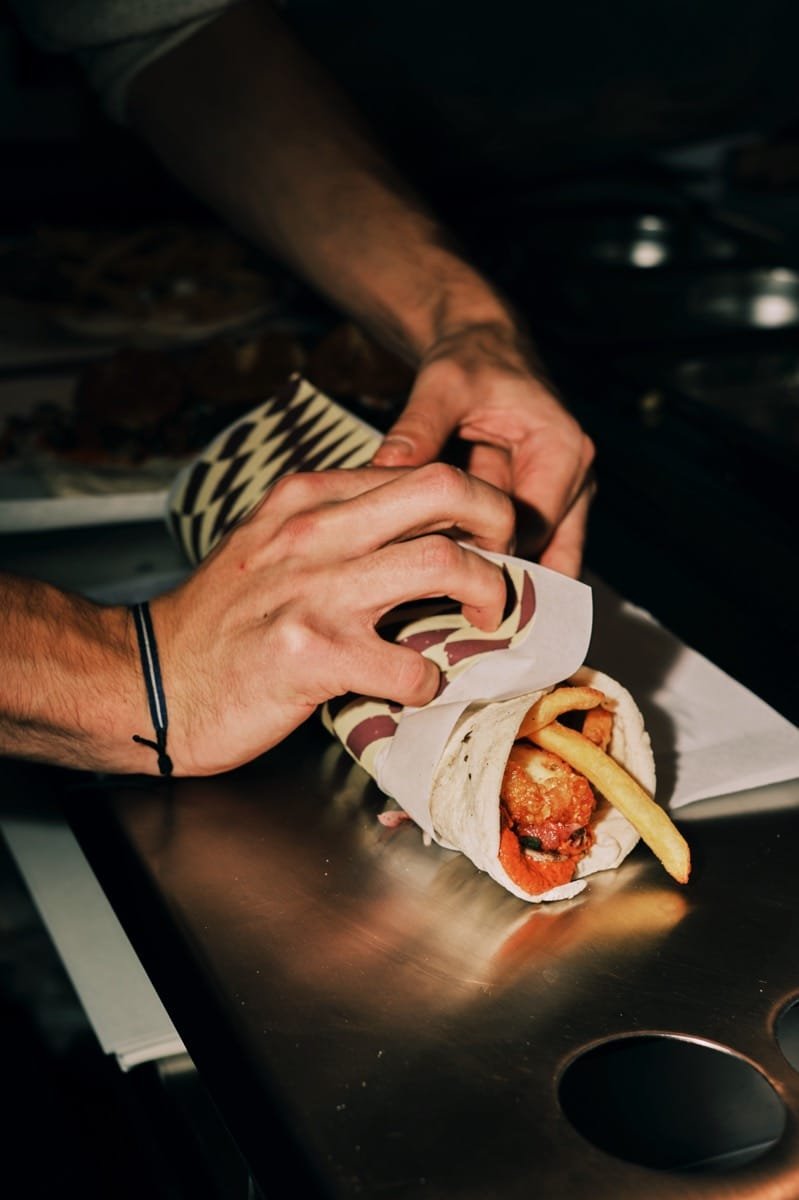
[559,1034,786,1173]
[776,999,799,1072]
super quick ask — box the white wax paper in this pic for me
[584,573,799,807]
[373,552,592,834]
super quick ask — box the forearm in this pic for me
[0,575,145,773]
[124,2,592,576]
[127,0,516,362]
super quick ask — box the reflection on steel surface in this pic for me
[776,1000,799,1073]
[89,722,799,1199]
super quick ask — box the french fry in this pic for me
[529,720,691,885]
[582,706,614,751]
[517,686,606,740]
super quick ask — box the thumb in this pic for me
[371,387,455,468]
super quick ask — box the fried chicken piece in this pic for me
[498,822,581,894]
[498,744,598,896]
[500,745,596,853]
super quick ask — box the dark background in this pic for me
[4,0,799,229]
[2,4,798,1196]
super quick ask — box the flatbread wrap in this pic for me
[325,663,689,904]
[322,552,690,903]
[432,666,684,902]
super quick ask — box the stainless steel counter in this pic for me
[2,338,797,1196]
[65,724,799,1199]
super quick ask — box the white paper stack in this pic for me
[1,805,185,1071]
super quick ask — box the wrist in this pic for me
[421,316,525,364]
[404,252,521,362]
[416,313,557,393]
[127,601,176,779]
[67,600,169,777]
[0,579,149,773]
[91,603,156,774]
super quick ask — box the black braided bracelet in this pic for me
[130,601,174,777]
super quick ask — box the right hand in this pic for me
[152,463,514,775]
[372,322,595,577]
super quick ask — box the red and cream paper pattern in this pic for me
[323,553,593,845]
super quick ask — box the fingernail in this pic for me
[374,435,415,462]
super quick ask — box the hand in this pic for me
[152,463,514,775]
[126,3,591,575]
[371,323,595,577]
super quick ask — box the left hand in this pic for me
[371,323,595,577]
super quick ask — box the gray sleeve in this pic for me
[8,1,242,122]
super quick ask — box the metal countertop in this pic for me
[2,343,797,1197]
[65,720,799,1200]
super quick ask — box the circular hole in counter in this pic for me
[558,1034,786,1173]
[776,999,799,1071]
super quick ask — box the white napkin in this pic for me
[584,572,799,808]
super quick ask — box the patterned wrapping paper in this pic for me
[322,560,538,792]
[165,374,606,900]
[322,553,594,844]
[167,374,381,564]
[324,650,650,905]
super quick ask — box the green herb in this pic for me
[519,835,542,851]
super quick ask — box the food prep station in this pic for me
[3,643,799,1198]
[2,71,799,1200]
